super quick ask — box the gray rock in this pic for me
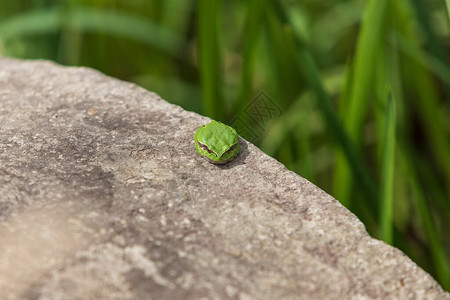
[0,57,448,300]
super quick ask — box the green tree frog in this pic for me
[194,120,240,164]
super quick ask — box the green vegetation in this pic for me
[1,0,449,290]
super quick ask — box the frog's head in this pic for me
[194,120,240,164]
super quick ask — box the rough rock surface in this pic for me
[0,58,448,300]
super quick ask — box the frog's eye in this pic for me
[198,142,217,157]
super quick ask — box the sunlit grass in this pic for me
[379,93,396,245]
[198,0,223,120]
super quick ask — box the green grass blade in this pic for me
[333,60,354,208]
[57,0,82,65]
[0,7,184,57]
[387,15,449,285]
[333,0,388,206]
[409,0,450,96]
[197,0,223,120]
[392,30,450,101]
[391,0,450,199]
[264,7,303,108]
[379,93,396,244]
[399,142,450,290]
[71,8,184,57]
[446,0,450,22]
[233,0,264,123]
[262,8,305,171]
[0,8,60,40]
[264,0,379,216]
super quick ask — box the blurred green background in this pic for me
[1,0,449,290]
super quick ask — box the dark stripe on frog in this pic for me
[197,141,217,157]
